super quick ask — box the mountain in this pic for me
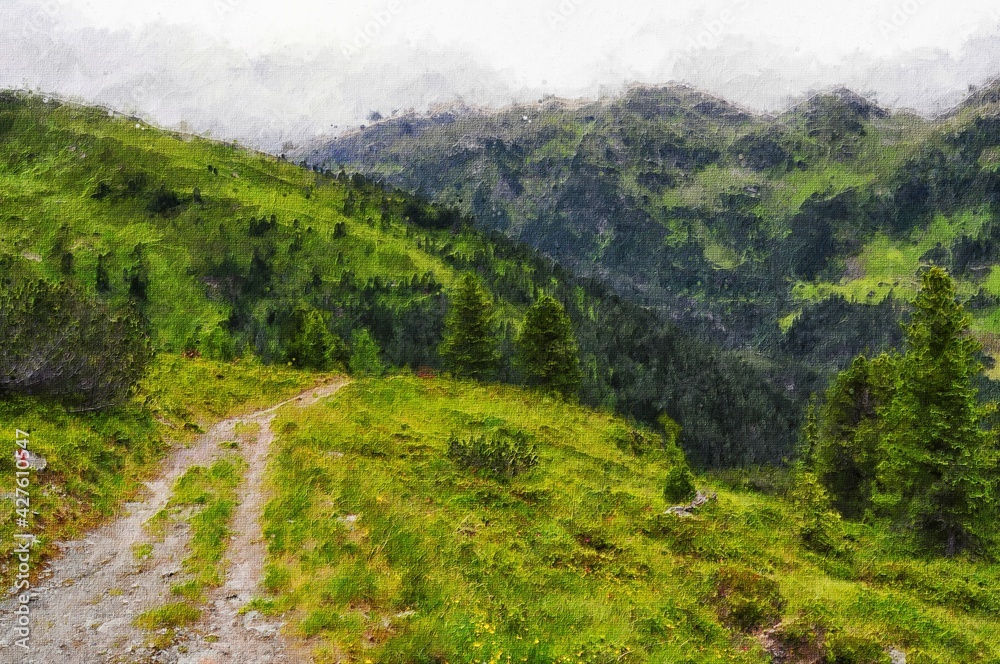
[308,84,1000,377]
[0,90,803,467]
[3,90,1000,663]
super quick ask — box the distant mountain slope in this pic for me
[309,84,1000,374]
[0,91,803,467]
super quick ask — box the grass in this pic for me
[133,602,202,630]
[132,542,154,561]
[141,354,315,428]
[258,376,1000,663]
[166,457,247,598]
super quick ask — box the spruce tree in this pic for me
[349,328,385,377]
[440,273,498,379]
[284,306,347,371]
[516,295,581,398]
[876,267,998,555]
[812,354,895,519]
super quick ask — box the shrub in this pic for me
[349,328,384,376]
[790,470,846,555]
[447,428,538,479]
[201,323,237,362]
[0,279,153,409]
[282,305,347,370]
[147,186,182,214]
[825,633,890,664]
[663,462,697,504]
[710,565,785,632]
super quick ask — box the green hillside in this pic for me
[312,84,1000,374]
[1,89,999,664]
[0,90,805,467]
[260,376,1000,663]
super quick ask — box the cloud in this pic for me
[2,0,1000,151]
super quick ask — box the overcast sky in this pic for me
[3,0,1000,151]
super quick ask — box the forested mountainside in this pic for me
[311,83,1000,378]
[0,91,801,466]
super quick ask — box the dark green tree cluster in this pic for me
[440,275,581,398]
[805,268,999,555]
[281,305,347,371]
[0,279,153,410]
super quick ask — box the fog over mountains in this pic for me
[4,0,1000,151]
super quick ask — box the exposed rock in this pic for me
[666,491,717,517]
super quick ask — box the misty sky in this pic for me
[3,0,1000,151]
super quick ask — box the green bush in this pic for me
[447,428,538,478]
[0,279,153,409]
[825,633,890,664]
[663,462,697,504]
[349,328,385,376]
[710,565,785,632]
[790,470,846,555]
[282,305,347,370]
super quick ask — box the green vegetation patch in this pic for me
[133,602,202,630]
[167,456,246,596]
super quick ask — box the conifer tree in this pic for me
[349,328,384,377]
[812,354,895,518]
[284,305,347,371]
[876,267,998,555]
[516,295,581,398]
[440,273,498,379]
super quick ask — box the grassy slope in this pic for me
[262,377,1000,663]
[0,94,456,350]
[0,355,314,587]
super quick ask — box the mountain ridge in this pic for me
[307,77,1000,380]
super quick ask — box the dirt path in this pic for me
[0,379,347,664]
